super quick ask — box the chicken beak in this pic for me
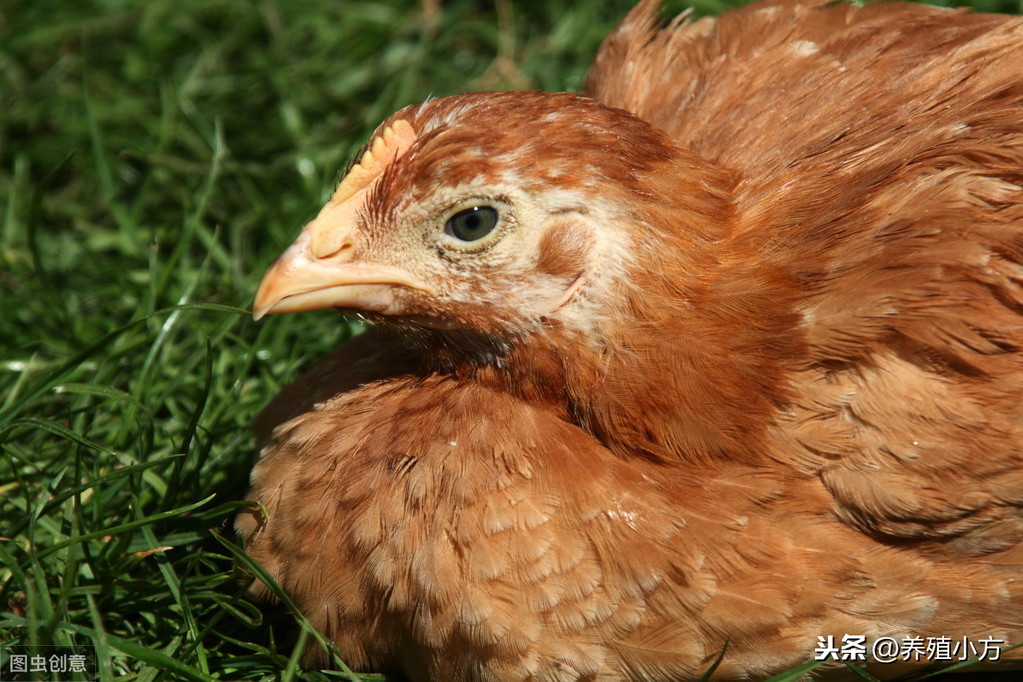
[254,118,425,321]
[252,204,431,321]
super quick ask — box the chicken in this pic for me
[236,0,1023,679]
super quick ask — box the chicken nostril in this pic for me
[319,240,355,260]
[310,232,357,260]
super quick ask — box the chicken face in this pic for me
[253,91,679,341]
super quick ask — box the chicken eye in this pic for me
[444,206,499,242]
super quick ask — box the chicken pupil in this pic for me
[447,205,498,241]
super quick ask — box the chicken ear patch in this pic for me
[331,119,417,206]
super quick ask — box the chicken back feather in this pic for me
[237,0,1023,679]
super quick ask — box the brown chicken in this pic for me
[236,0,1023,679]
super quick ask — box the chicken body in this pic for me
[237,0,1023,679]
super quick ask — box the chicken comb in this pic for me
[331,119,417,205]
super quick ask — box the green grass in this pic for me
[1,0,1021,680]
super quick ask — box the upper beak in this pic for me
[252,205,431,321]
